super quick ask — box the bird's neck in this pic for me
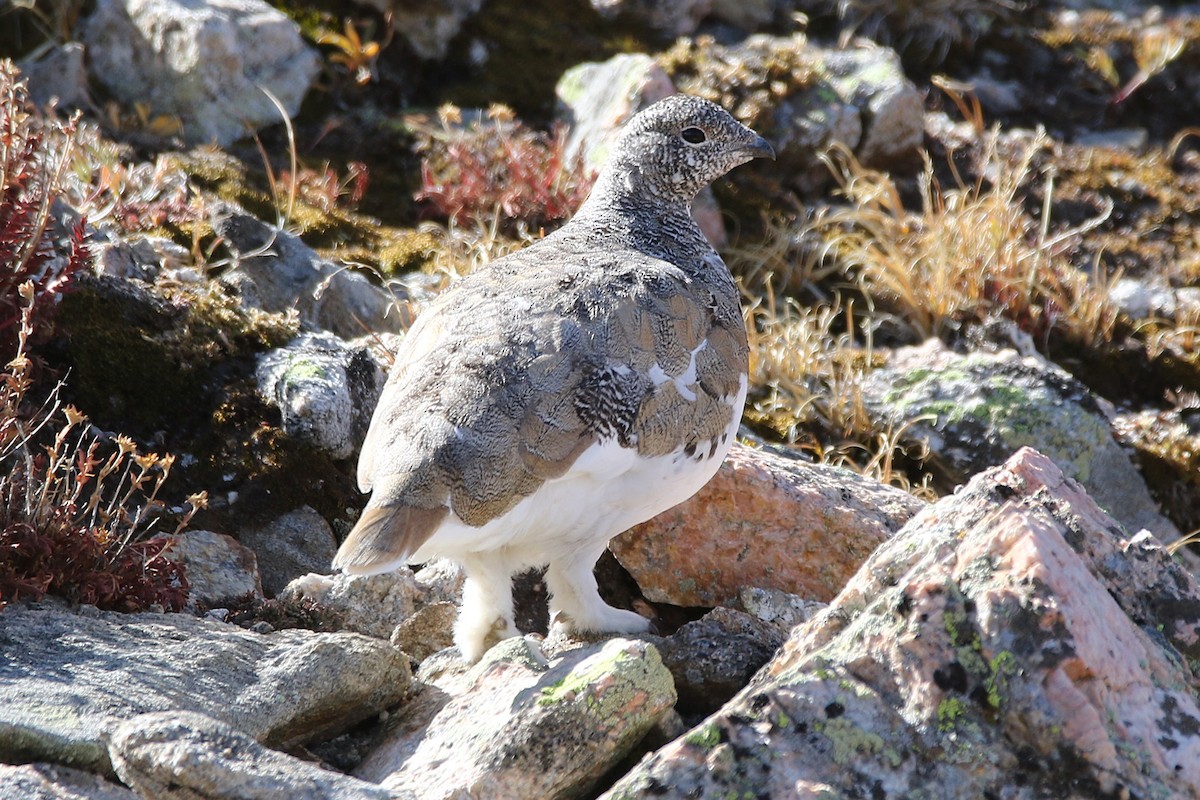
[572,170,713,265]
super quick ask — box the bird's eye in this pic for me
[681,127,707,144]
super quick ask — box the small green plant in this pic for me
[415,104,594,234]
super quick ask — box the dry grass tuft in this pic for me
[807,131,1120,350]
[745,287,934,497]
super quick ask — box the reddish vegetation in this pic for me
[417,108,594,231]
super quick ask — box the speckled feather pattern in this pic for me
[335,95,772,659]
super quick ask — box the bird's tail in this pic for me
[332,503,447,575]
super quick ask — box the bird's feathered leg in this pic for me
[455,554,520,663]
[546,542,651,636]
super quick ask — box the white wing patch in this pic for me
[646,340,707,402]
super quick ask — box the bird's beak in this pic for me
[741,134,776,161]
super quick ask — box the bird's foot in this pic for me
[455,610,520,664]
[550,602,651,637]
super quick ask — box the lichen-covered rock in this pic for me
[106,711,396,800]
[737,585,826,633]
[610,443,923,607]
[0,763,137,800]
[602,448,1200,799]
[0,603,412,774]
[282,569,421,640]
[80,0,320,146]
[356,638,676,799]
[555,53,726,246]
[159,529,263,607]
[218,212,405,340]
[863,339,1179,540]
[256,332,385,461]
[238,506,338,596]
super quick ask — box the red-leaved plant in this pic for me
[416,104,594,233]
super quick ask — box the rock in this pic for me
[282,569,421,640]
[256,332,386,460]
[862,339,1179,540]
[654,607,785,716]
[602,448,1200,799]
[737,586,826,633]
[589,0,712,38]
[356,638,676,799]
[18,43,89,109]
[662,35,924,194]
[1109,276,1169,319]
[413,559,465,606]
[159,529,263,607]
[0,603,412,774]
[390,602,457,662]
[80,0,320,146]
[238,506,338,596]
[821,44,926,168]
[610,443,923,607]
[382,0,486,61]
[556,53,726,247]
[106,711,396,800]
[0,763,137,800]
[217,212,405,339]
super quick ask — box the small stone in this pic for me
[256,332,385,460]
[239,506,338,596]
[0,763,136,800]
[283,569,421,640]
[357,638,676,799]
[159,529,262,608]
[391,602,458,662]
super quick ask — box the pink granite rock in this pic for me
[610,443,924,606]
[603,447,1200,799]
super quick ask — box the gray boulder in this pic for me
[256,332,385,461]
[0,603,412,774]
[81,0,320,146]
[862,339,1179,539]
[0,763,136,800]
[603,448,1200,798]
[106,711,397,800]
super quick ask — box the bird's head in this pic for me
[605,94,775,203]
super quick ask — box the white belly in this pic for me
[410,375,747,568]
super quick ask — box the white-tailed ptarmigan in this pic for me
[333,95,774,662]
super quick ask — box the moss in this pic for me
[684,722,722,749]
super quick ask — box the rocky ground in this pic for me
[3,0,1200,798]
